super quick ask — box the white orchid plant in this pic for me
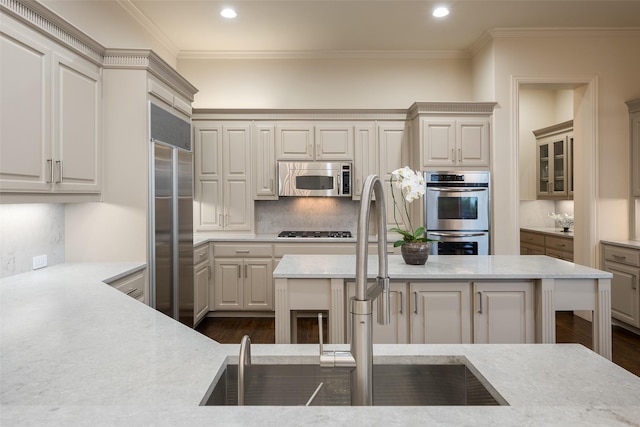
[389,166,436,247]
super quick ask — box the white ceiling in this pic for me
[66,1,640,55]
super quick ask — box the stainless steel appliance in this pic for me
[277,230,353,238]
[424,171,490,255]
[149,102,194,327]
[278,161,352,197]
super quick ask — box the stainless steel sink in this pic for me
[205,363,507,406]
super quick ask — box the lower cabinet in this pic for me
[410,282,472,344]
[345,280,534,344]
[194,243,211,325]
[213,258,273,311]
[106,268,146,302]
[346,281,408,344]
[601,243,640,329]
[473,281,535,344]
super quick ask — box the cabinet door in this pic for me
[223,124,252,231]
[0,22,52,192]
[605,261,640,327]
[474,281,534,344]
[194,261,210,323]
[420,118,456,167]
[253,123,277,199]
[457,119,489,167]
[315,123,354,160]
[244,259,273,310]
[378,122,407,231]
[352,122,377,199]
[213,259,243,310]
[346,281,408,344]
[276,123,314,160]
[53,52,101,192]
[410,282,472,344]
[194,123,224,231]
[537,136,568,199]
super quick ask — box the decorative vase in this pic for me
[400,242,430,265]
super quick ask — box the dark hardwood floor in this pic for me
[196,311,640,377]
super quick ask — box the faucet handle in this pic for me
[318,312,356,369]
[377,277,391,326]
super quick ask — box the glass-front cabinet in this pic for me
[534,120,573,200]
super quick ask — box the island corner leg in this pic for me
[330,278,345,344]
[536,278,556,344]
[593,277,612,360]
[275,278,291,344]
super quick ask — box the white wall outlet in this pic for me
[32,254,47,270]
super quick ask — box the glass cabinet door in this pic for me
[552,139,565,193]
[538,143,549,194]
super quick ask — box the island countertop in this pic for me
[2,262,638,426]
[272,254,612,280]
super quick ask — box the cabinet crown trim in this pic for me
[1,0,104,65]
[104,49,198,102]
[407,102,497,119]
[192,109,408,121]
[532,120,573,138]
[627,99,640,113]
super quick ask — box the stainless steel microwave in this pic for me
[278,161,352,197]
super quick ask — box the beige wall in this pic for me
[177,56,473,109]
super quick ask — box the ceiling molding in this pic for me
[177,50,471,60]
[117,0,179,58]
[489,27,640,39]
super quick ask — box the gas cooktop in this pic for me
[277,230,353,238]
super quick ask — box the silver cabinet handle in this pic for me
[458,148,461,162]
[632,281,637,290]
[244,264,248,278]
[57,160,63,183]
[612,254,627,261]
[207,265,211,279]
[237,265,241,279]
[477,291,483,314]
[413,292,418,315]
[125,288,138,296]
[46,159,53,183]
[398,291,403,315]
[236,249,250,254]
[451,148,454,162]
[427,187,487,192]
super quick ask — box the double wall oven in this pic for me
[424,171,490,255]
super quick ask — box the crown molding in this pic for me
[103,49,198,101]
[489,27,640,39]
[116,0,179,59]
[0,0,105,65]
[178,49,470,60]
[532,120,573,138]
[407,102,498,119]
[192,108,409,121]
[627,99,640,114]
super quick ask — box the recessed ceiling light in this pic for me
[433,7,449,18]
[220,8,237,19]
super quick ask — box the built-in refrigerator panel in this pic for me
[149,102,194,327]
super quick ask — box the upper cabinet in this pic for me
[409,102,496,170]
[629,99,640,198]
[0,10,102,201]
[276,122,354,161]
[533,120,573,200]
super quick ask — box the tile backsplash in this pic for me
[0,204,65,278]
[519,200,575,228]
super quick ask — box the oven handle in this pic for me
[427,187,487,192]
[428,232,487,237]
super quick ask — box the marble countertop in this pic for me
[2,262,638,426]
[521,226,574,237]
[273,254,611,280]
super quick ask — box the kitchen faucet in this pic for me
[319,174,390,406]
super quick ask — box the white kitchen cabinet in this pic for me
[352,122,377,198]
[417,118,490,168]
[193,121,253,232]
[213,243,273,311]
[378,122,408,230]
[534,120,573,199]
[473,281,535,344]
[194,243,211,325]
[602,243,640,329]
[410,282,472,344]
[253,123,277,199]
[0,15,101,198]
[106,268,146,302]
[629,99,640,198]
[275,122,354,161]
[346,281,408,344]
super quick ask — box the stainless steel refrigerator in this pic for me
[149,102,194,327]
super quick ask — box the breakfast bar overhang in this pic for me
[273,254,613,359]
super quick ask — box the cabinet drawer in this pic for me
[109,269,145,300]
[603,244,640,267]
[520,231,545,247]
[545,235,573,252]
[545,248,573,262]
[214,243,273,257]
[194,244,210,264]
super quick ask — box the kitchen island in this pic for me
[273,255,613,358]
[1,262,639,426]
